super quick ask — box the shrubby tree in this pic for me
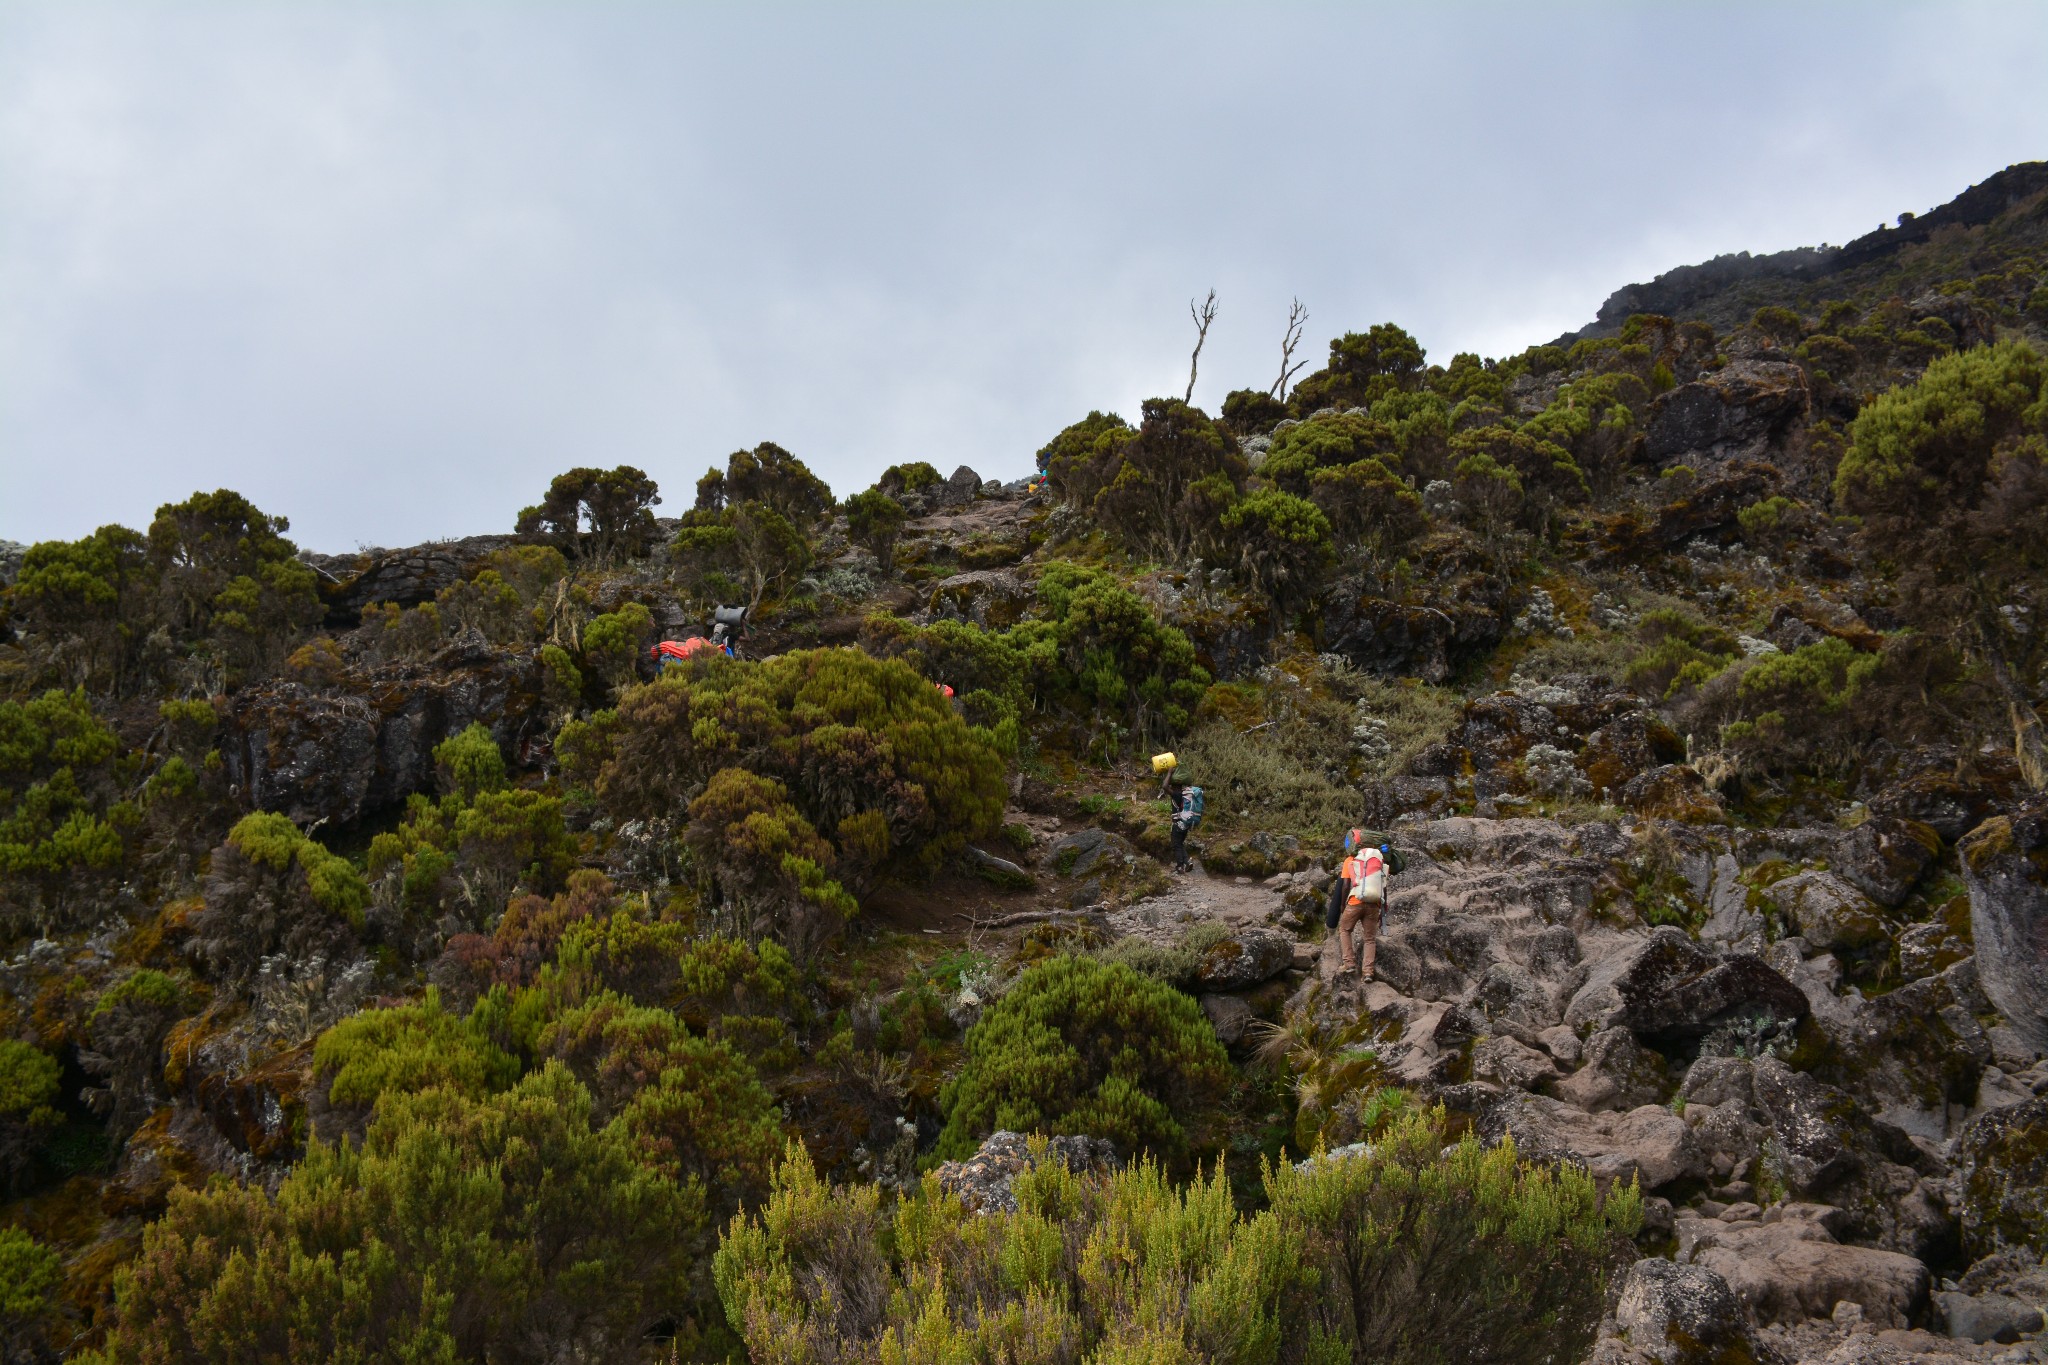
[1094,399,1246,561]
[516,465,662,564]
[694,441,834,528]
[1520,372,1650,494]
[368,725,575,940]
[146,489,323,678]
[843,489,906,574]
[1013,565,1212,749]
[0,687,127,939]
[1036,409,1135,513]
[1310,458,1427,568]
[682,768,858,959]
[0,1225,63,1360]
[1218,489,1335,630]
[79,969,188,1143]
[1289,322,1427,412]
[560,647,1006,892]
[0,1040,61,1192]
[1258,411,1400,496]
[1221,386,1289,436]
[935,955,1231,1161]
[192,813,369,992]
[84,1064,703,1365]
[719,1108,1637,1365]
[1835,340,2048,785]
[1448,426,1587,542]
[8,525,151,692]
[673,499,812,610]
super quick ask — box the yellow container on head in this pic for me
[1151,752,1177,774]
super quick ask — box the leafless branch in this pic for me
[1185,288,1218,404]
[1270,296,1310,399]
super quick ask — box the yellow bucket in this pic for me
[1151,752,1177,774]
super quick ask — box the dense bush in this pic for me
[694,441,834,529]
[367,729,576,941]
[0,1039,60,1190]
[0,687,127,938]
[1835,340,2048,785]
[1040,401,1246,562]
[718,1108,1638,1365]
[843,489,906,574]
[935,955,1231,1161]
[84,1064,704,1365]
[10,490,320,693]
[1218,489,1334,626]
[672,498,812,610]
[191,813,369,992]
[1288,322,1428,413]
[79,969,189,1143]
[561,648,1006,890]
[0,1225,63,1359]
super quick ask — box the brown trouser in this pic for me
[1338,892,1383,975]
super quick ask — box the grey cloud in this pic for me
[2,2,2045,549]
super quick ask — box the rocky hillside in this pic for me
[1,166,2046,1364]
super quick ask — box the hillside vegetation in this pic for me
[3,162,2047,1365]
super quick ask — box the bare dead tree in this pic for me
[1270,296,1310,399]
[1184,288,1217,404]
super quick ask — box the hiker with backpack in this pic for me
[1160,771,1204,875]
[1324,828,1397,981]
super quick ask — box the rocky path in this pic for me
[1045,810,2048,1363]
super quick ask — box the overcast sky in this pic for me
[3,3,2046,552]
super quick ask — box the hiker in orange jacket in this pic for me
[1336,828,1389,982]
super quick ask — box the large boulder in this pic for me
[1934,1290,2044,1345]
[1549,1026,1669,1113]
[1566,928,1808,1049]
[1833,816,1941,909]
[1612,1258,1762,1365]
[1644,359,1809,470]
[1958,800,2048,1053]
[1192,925,1296,991]
[931,1130,1119,1214]
[1473,1092,1704,1192]
[1764,872,1888,957]
[1955,1096,2048,1261]
[223,644,550,827]
[1682,1214,1930,1328]
[1748,1059,1951,1259]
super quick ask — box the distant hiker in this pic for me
[1162,773,1204,874]
[1330,827,1390,982]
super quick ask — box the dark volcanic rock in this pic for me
[1570,928,1807,1048]
[224,644,550,826]
[1834,814,1940,909]
[1645,360,1809,470]
[1955,1096,2048,1260]
[1959,799,2048,1053]
[1613,1257,1760,1365]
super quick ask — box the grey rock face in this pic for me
[1834,815,1941,909]
[1614,1258,1758,1365]
[1193,925,1295,991]
[1550,1026,1667,1113]
[1959,799,2048,1053]
[1956,1096,2048,1261]
[1199,993,1253,1047]
[1766,872,1888,956]
[932,1130,1119,1214]
[1644,359,1809,470]
[1567,927,1807,1047]
[1934,1290,2043,1344]
[1684,1215,1930,1328]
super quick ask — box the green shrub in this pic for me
[843,489,907,574]
[84,1063,703,1365]
[581,600,655,689]
[0,1039,61,1188]
[0,686,126,938]
[1260,411,1400,494]
[1011,564,1212,750]
[561,647,1006,888]
[877,461,944,496]
[1218,489,1335,624]
[936,955,1231,1162]
[696,442,835,528]
[145,488,323,679]
[8,525,152,694]
[192,814,368,991]
[1089,399,1248,562]
[433,722,507,802]
[1221,387,1289,435]
[717,1108,1638,1365]
[1289,322,1428,412]
[0,1226,62,1352]
[314,988,520,1117]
